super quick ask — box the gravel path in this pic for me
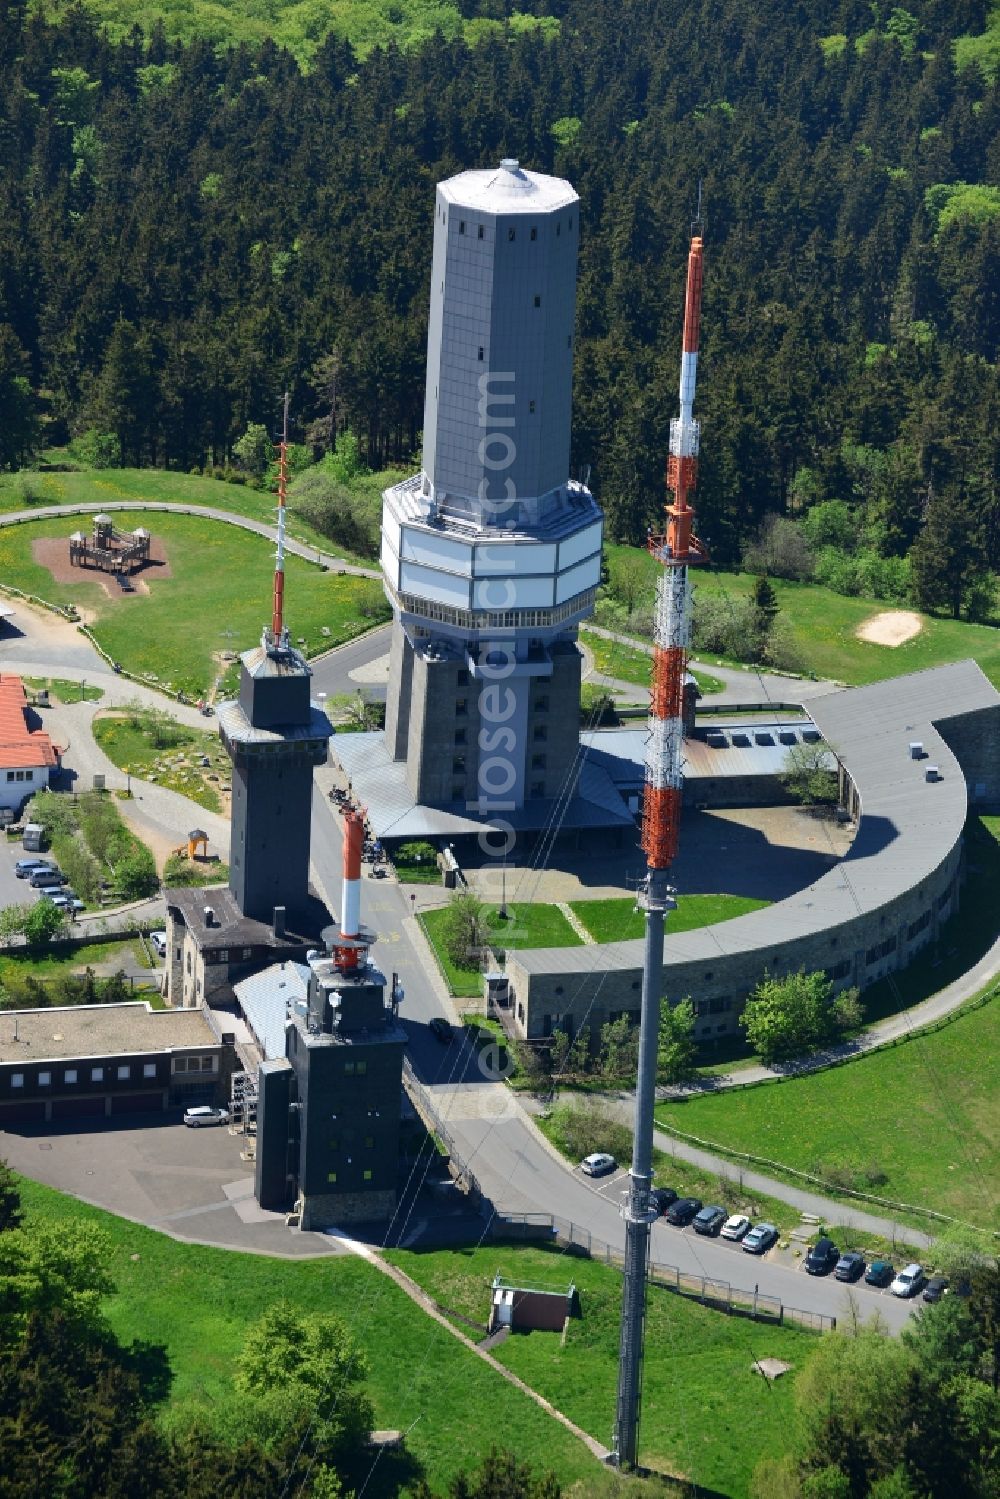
[582,622,839,707]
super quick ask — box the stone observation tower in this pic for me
[381,159,603,812]
[218,404,333,927]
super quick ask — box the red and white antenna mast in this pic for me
[270,390,290,650]
[615,216,707,1471]
[641,229,707,871]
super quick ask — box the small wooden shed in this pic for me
[489,1274,579,1334]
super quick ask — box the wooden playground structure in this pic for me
[69,514,152,584]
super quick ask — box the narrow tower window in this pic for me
[530,226,537,241]
[534,295,541,307]
[477,224,484,239]
[508,227,516,241]
[459,220,466,234]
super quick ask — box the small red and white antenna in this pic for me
[270,391,290,649]
[328,808,372,972]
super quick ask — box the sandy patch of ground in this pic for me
[32,535,173,600]
[855,609,923,647]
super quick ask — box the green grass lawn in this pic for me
[0,510,388,697]
[0,938,143,985]
[93,710,230,815]
[387,1242,814,1495]
[22,675,104,704]
[655,989,1000,1230]
[0,464,370,561]
[420,902,581,998]
[569,892,771,945]
[603,543,1000,690]
[581,627,724,695]
[13,1177,609,1498]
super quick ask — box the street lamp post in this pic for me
[499,858,508,921]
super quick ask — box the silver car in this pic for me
[183,1105,230,1129]
[890,1263,926,1298]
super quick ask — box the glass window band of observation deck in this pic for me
[395,586,596,633]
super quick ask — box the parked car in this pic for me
[183,1105,230,1128]
[650,1187,678,1214]
[805,1237,840,1275]
[865,1259,894,1288]
[28,865,64,888]
[693,1204,727,1237]
[720,1214,751,1241]
[665,1196,703,1226]
[742,1222,779,1255]
[15,857,47,878]
[922,1276,949,1303]
[580,1152,616,1178]
[835,1251,867,1283]
[429,1016,453,1044]
[150,931,168,957]
[890,1263,926,1298]
[48,891,85,915]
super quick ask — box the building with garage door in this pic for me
[0,1002,229,1126]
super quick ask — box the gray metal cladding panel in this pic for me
[255,1062,293,1210]
[423,190,578,505]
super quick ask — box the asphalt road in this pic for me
[311,624,391,704]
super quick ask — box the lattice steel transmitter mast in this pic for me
[613,227,707,1469]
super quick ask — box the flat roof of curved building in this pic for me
[513,660,999,978]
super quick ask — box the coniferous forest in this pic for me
[1,0,999,578]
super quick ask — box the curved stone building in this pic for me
[504,661,1000,1044]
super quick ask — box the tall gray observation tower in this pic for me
[381,160,603,814]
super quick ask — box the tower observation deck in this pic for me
[382,159,603,813]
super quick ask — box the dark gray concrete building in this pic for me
[241,932,405,1229]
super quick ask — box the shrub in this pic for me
[288,467,381,557]
[438,891,490,968]
[548,1099,631,1163]
[69,429,121,469]
[113,846,158,901]
[394,840,437,870]
[741,515,815,581]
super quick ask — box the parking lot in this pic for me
[0,834,30,911]
[583,1164,924,1309]
[0,1114,349,1257]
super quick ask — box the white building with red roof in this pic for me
[0,675,59,811]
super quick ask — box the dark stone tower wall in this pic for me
[220,642,331,930]
[229,749,315,925]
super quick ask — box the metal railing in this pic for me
[401,1058,485,1203]
[489,1211,836,1333]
